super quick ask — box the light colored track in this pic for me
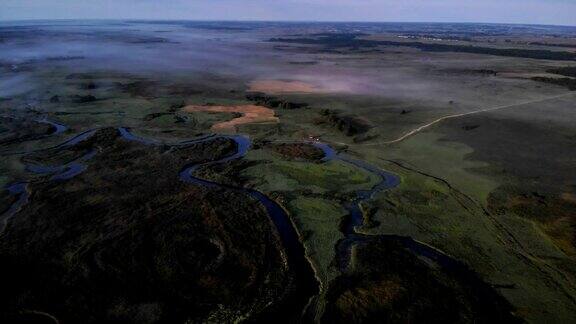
[337,92,575,146]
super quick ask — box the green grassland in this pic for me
[241,145,376,279]
[240,145,381,321]
[345,141,576,323]
[285,197,347,322]
[380,132,499,203]
[252,64,576,322]
[256,87,576,323]
[242,148,380,194]
[287,198,346,286]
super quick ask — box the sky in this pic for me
[1,0,575,26]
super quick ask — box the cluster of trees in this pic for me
[532,77,576,91]
[548,66,576,78]
[533,66,576,90]
[246,93,309,109]
[316,109,371,136]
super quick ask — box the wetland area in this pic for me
[1,20,576,323]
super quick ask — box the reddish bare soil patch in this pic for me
[182,104,278,131]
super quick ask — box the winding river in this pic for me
[36,118,68,136]
[118,128,319,320]
[1,122,507,320]
[311,142,510,308]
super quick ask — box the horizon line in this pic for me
[0,18,575,28]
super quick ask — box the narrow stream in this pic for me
[1,121,95,235]
[1,122,504,320]
[119,128,320,321]
[310,141,510,310]
[26,149,97,181]
[36,118,68,136]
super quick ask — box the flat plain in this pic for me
[1,20,576,323]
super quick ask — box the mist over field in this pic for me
[10,20,542,112]
[2,2,576,323]
[1,21,445,103]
